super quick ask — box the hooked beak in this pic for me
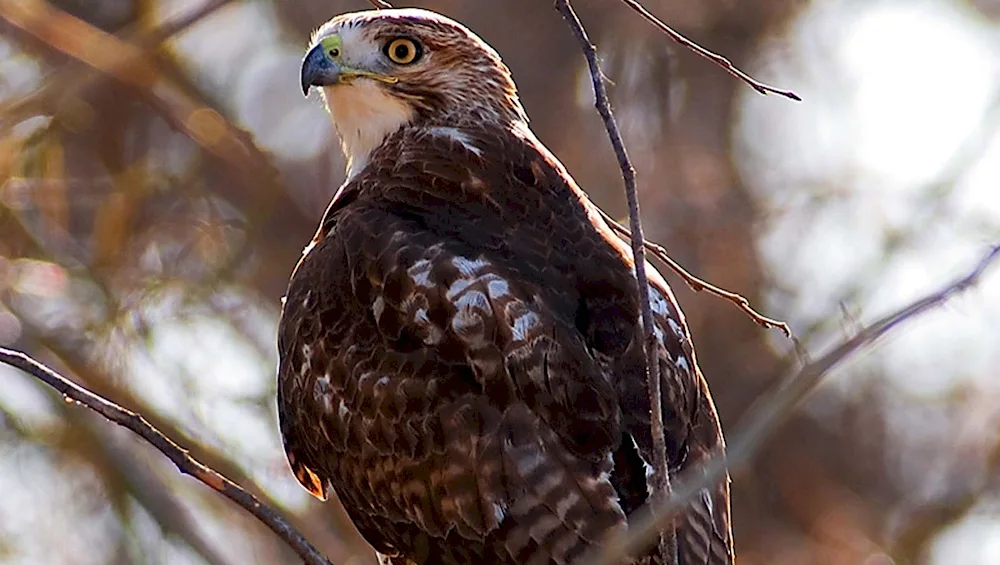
[300,38,400,96]
[300,44,340,96]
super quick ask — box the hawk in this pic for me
[278,8,732,565]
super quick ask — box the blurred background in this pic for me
[1,0,999,563]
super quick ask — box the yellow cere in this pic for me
[319,35,343,60]
[317,34,399,85]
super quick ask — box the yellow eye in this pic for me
[384,38,421,65]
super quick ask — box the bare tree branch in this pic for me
[554,1,676,562]
[549,0,797,347]
[584,243,1000,565]
[597,208,795,339]
[617,0,800,100]
[367,0,392,9]
[1,199,354,562]
[0,347,335,565]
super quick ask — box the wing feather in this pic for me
[278,123,732,564]
[279,200,626,563]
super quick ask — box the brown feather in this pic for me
[281,8,733,564]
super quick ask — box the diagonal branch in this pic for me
[618,0,800,100]
[597,208,794,339]
[367,0,393,9]
[554,1,676,562]
[584,243,1000,565]
[1,193,350,560]
[0,347,335,565]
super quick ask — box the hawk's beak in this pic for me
[301,37,400,96]
[301,44,341,96]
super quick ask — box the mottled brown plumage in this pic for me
[280,8,732,565]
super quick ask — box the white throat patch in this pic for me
[322,80,415,178]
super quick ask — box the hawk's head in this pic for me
[301,8,527,173]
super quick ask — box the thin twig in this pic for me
[618,0,800,101]
[367,0,392,9]
[598,208,795,339]
[554,1,676,563]
[584,244,1000,565]
[0,347,335,565]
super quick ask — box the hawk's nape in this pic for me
[278,8,733,565]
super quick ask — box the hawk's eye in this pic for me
[385,38,421,65]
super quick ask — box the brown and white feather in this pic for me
[279,8,732,565]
